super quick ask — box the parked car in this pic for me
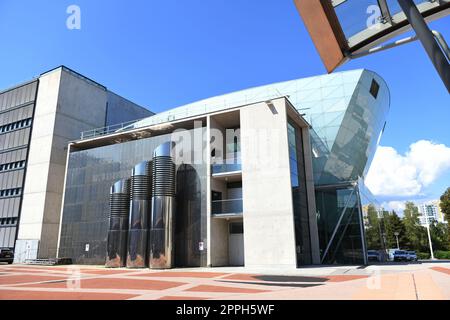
[387,249,399,261]
[393,250,409,262]
[0,248,14,264]
[407,251,418,261]
[367,250,381,262]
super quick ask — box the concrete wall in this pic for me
[210,219,229,266]
[16,67,153,260]
[17,69,62,259]
[18,68,109,259]
[106,91,154,126]
[240,98,298,269]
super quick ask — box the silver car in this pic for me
[393,250,408,262]
[407,251,418,261]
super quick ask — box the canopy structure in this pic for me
[294,0,450,72]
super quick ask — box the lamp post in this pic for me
[425,217,436,260]
[394,232,400,250]
[381,232,387,251]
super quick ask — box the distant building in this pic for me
[418,201,447,226]
[362,204,384,226]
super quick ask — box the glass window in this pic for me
[370,79,380,99]
[288,120,312,266]
[229,222,244,234]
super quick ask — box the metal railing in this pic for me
[211,163,242,175]
[80,118,147,140]
[79,90,288,141]
[212,198,243,215]
[211,157,242,175]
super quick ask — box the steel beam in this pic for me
[398,0,450,93]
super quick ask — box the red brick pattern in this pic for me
[130,271,227,278]
[1,264,448,300]
[0,275,67,285]
[0,289,137,300]
[23,278,186,291]
[325,275,369,282]
[222,274,262,281]
[185,284,269,293]
[80,269,138,275]
[431,267,450,275]
[158,296,208,300]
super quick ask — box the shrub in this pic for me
[434,251,450,260]
[417,252,430,260]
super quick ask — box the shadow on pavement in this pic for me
[253,275,329,283]
[217,280,324,288]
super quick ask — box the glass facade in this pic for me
[127,70,389,186]
[0,81,38,249]
[359,180,390,260]
[288,121,312,266]
[59,128,208,266]
[315,183,366,265]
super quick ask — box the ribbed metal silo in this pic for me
[149,142,176,269]
[126,161,152,268]
[106,178,130,268]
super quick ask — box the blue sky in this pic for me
[0,1,449,206]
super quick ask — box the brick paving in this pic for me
[0,263,449,300]
[431,266,450,275]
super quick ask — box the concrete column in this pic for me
[240,98,297,269]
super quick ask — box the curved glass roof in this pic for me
[127,69,390,185]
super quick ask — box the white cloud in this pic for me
[382,201,406,212]
[366,140,450,197]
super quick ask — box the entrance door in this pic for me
[228,222,244,266]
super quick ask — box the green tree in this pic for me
[440,188,450,225]
[430,222,450,251]
[402,202,427,251]
[382,210,407,249]
[365,204,382,250]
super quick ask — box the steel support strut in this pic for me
[397,0,450,93]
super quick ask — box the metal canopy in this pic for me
[295,0,450,72]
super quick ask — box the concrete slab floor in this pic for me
[0,261,449,300]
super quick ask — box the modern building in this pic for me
[0,66,153,263]
[55,69,390,268]
[419,201,447,226]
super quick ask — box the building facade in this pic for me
[58,98,320,268]
[55,69,390,268]
[0,80,38,251]
[0,66,153,262]
[419,201,447,226]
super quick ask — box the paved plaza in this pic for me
[0,262,449,300]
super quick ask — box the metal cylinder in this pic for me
[106,178,130,268]
[149,142,176,269]
[127,161,152,268]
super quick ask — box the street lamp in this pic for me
[425,217,436,260]
[394,232,400,250]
